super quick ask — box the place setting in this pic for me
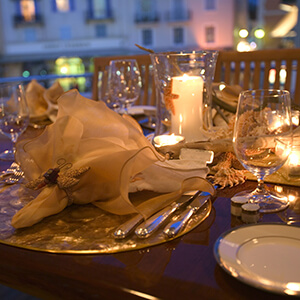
[1,50,300,298]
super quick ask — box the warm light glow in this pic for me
[219,83,226,91]
[269,69,276,84]
[153,134,185,147]
[280,68,287,84]
[254,29,265,39]
[56,0,70,12]
[289,152,300,166]
[237,41,251,52]
[20,0,36,22]
[285,282,300,295]
[239,29,249,38]
[60,66,69,74]
[271,5,298,38]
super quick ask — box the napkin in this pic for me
[25,80,64,121]
[12,90,212,228]
[25,80,48,119]
[212,82,243,113]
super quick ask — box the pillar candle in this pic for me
[171,74,204,142]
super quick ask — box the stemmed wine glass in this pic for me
[233,89,293,213]
[0,82,30,161]
[108,59,142,114]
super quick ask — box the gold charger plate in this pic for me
[0,184,212,254]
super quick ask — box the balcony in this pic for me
[85,10,114,23]
[135,11,160,23]
[13,14,44,27]
[165,10,192,22]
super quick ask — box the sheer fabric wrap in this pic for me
[12,90,213,228]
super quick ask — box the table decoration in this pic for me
[11,89,214,229]
[0,183,213,254]
[150,50,218,143]
[25,79,64,125]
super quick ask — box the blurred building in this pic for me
[0,0,235,80]
[234,0,299,52]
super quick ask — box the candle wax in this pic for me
[171,75,204,142]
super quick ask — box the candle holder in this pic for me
[150,50,218,143]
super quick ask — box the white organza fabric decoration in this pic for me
[12,90,213,228]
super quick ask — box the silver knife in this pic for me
[135,190,201,239]
[163,194,210,239]
[113,214,144,239]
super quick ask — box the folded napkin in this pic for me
[12,90,213,228]
[25,80,64,121]
[212,82,243,113]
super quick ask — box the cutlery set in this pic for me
[114,190,211,240]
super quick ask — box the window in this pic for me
[140,0,152,13]
[24,28,36,42]
[52,0,75,12]
[95,24,107,37]
[205,0,216,10]
[142,29,152,46]
[93,0,107,18]
[60,26,72,39]
[174,27,184,44]
[173,0,184,17]
[19,0,36,22]
[205,26,215,43]
[136,0,157,21]
[87,0,112,19]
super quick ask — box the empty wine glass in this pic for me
[0,82,30,161]
[233,89,293,213]
[108,59,142,114]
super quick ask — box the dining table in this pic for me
[0,127,299,300]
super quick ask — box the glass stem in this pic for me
[256,177,266,194]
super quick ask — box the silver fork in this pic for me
[1,168,24,185]
[0,161,19,178]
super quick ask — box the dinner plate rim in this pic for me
[213,222,300,296]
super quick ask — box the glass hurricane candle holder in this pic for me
[150,50,218,144]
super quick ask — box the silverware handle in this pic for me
[113,214,143,239]
[163,207,195,238]
[135,203,179,238]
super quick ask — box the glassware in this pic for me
[108,59,142,114]
[233,89,293,213]
[0,82,30,161]
[150,50,218,143]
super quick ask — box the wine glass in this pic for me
[108,59,142,114]
[0,82,30,161]
[233,89,293,213]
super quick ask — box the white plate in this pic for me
[214,223,300,296]
[127,105,156,116]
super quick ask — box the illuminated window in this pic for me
[206,26,215,43]
[52,0,74,12]
[56,0,70,12]
[20,0,36,22]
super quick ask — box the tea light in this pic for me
[171,74,204,142]
[153,134,185,148]
[288,148,300,176]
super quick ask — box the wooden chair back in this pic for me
[92,54,156,106]
[214,48,300,104]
